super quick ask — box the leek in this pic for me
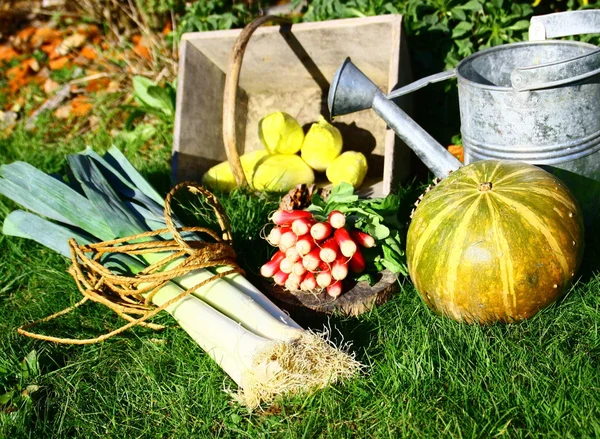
[0,147,361,407]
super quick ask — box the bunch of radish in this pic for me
[260,209,376,298]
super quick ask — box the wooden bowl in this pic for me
[264,269,398,317]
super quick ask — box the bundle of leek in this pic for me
[0,147,361,408]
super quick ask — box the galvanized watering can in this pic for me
[328,10,600,221]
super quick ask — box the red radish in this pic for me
[331,256,349,281]
[266,227,282,246]
[272,209,313,226]
[300,272,317,291]
[316,270,332,288]
[327,280,343,298]
[279,257,294,274]
[285,246,301,262]
[302,248,321,271]
[273,270,289,286]
[295,235,314,256]
[328,210,346,229]
[334,228,357,258]
[285,272,304,290]
[300,271,317,291]
[291,218,314,236]
[260,251,286,278]
[349,247,366,273]
[350,230,376,248]
[319,238,339,263]
[279,230,297,252]
[310,222,332,241]
[293,262,306,276]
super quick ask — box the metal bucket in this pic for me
[457,40,600,177]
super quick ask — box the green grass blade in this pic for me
[3,210,94,258]
[67,155,148,238]
[0,162,113,240]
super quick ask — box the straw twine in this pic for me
[17,181,244,345]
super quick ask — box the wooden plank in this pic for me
[173,40,247,181]
[183,16,401,92]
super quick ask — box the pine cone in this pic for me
[278,184,328,211]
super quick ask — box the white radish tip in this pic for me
[340,242,357,258]
[319,248,337,264]
[329,211,346,229]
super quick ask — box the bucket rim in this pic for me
[456,40,599,91]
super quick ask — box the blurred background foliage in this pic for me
[56,0,600,149]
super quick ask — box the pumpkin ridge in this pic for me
[410,193,479,275]
[486,195,516,315]
[485,161,503,182]
[420,188,474,205]
[492,192,570,280]
[494,187,577,212]
[492,168,533,185]
[445,196,483,313]
[464,166,480,184]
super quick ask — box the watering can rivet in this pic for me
[513,75,522,84]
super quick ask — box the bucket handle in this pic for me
[511,48,600,91]
[387,69,457,99]
[511,10,600,91]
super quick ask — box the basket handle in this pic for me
[222,15,290,187]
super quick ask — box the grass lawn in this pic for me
[0,112,600,438]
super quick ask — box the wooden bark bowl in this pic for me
[264,270,399,317]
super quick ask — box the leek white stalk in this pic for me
[144,252,303,341]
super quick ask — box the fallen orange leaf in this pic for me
[85,77,111,93]
[162,21,172,36]
[49,56,70,70]
[6,63,30,79]
[79,45,97,60]
[133,43,151,61]
[0,45,18,61]
[31,28,62,47]
[15,27,36,43]
[76,24,100,38]
[448,145,464,163]
[71,96,93,116]
[23,58,40,72]
[41,41,61,59]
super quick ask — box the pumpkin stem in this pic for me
[478,182,493,192]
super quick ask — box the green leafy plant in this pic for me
[308,183,410,280]
[172,1,263,42]
[126,75,176,128]
[0,350,41,414]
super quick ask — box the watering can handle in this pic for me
[387,69,457,99]
[529,10,600,41]
[512,10,600,91]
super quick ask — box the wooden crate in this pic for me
[173,15,412,197]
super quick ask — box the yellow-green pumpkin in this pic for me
[407,160,584,323]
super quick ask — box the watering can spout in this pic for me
[328,58,462,179]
